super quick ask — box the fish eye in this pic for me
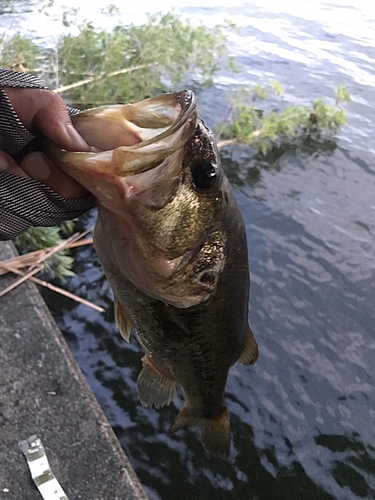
[191,161,217,190]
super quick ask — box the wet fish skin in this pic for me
[43,91,258,458]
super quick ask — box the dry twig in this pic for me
[0,230,103,312]
[53,64,155,94]
[0,238,93,276]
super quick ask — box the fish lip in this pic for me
[41,90,197,179]
[119,89,196,152]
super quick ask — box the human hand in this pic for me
[0,87,90,198]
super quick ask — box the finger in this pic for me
[0,150,30,177]
[4,87,90,152]
[33,94,90,152]
[20,151,89,198]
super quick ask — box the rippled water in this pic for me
[2,1,375,499]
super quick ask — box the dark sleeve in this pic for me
[0,68,95,241]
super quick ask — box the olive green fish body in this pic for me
[94,200,250,457]
[43,91,258,458]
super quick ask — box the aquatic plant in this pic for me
[0,10,350,279]
[14,224,75,280]
[1,11,234,278]
[217,83,350,154]
[0,33,41,72]
[0,11,234,107]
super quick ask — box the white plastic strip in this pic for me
[18,435,69,500]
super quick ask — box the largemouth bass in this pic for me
[44,90,258,458]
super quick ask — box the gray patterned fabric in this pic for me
[0,68,95,240]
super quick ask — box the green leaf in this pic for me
[335,85,351,104]
[270,80,284,96]
[218,84,350,154]
[0,34,41,72]
[15,226,75,281]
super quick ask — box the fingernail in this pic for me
[64,123,90,151]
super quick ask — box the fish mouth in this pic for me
[43,90,198,180]
[74,89,196,152]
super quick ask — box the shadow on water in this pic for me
[315,434,375,499]
[221,135,338,190]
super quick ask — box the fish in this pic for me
[43,90,259,458]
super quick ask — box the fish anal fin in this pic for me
[114,298,133,342]
[168,405,193,434]
[238,325,259,365]
[137,355,176,409]
[169,405,230,459]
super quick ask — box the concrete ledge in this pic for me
[0,241,148,500]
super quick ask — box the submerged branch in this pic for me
[217,129,262,149]
[217,138,238,148]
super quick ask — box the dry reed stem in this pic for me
[0,230,103,312]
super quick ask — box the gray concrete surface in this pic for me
[0,241,148,500]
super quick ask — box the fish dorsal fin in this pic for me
[169,405,231,459]
[114,298,133,342]
[238,325,259,365]
[137,355,176,409]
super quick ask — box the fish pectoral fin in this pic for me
[169,405,230,459]
[137,355,176,409]
[237,325,259,365]
[114,298,133,342]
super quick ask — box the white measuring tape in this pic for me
[18,435,69,500]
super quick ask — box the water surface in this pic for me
[2,1,375,499]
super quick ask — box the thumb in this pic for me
[32,94,90,152]
[4,87,90,152]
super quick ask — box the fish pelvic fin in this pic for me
[114,298,133,342]
[238,325,259,365]
[137,355,176,409]
[169,405,231,459]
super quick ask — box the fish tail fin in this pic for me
[200,408,231,459]
[169,405,230,459]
